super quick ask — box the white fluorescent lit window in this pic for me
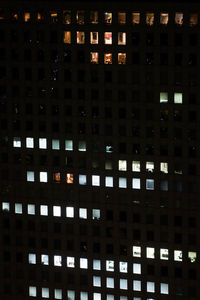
[160,283,169,294]
[52,139,60,150]
[147,282,155,293]
[29,286,37,297]
[132,161,140,172]
[133,280,141,291]
[15,203,22,214]
[39,138,47,149]
[42,288,49,298]
[28,253,36,264]
[119,261,128,273]
[54,289,62,299]
[160,162,168,173]
[2,202,10,211]
[133,246,141,257]
[79,175,87,185]
[132,178,141,189]
[146,162,154,172]
[93,259,101,270]
[78,141,86,151]
[27,204,35,215]
[133,263,141,274]
[79,208,87,219]
[160,249,169,260]
[93,276,101,287]
[26,137,34,148]
[119,177,127,188]
[93,293,101,300]
[105,176,113,187]
[65,140,73,151]
[174,250,182,261]
[27,171,35,182]
[92,209,100,220]
[174,92,183,104]
[66,207,74,218]
[146,247,155,259]
[106,260,114,271]
[41,254,49,265]
[40,205,48,216]
[80,258,88,269]
[146,179,154,190]
[53,206,61,217]
[107,295,114,300]
[40,171,48,182]
[92,175,100,186]
[118,160,127,171]
[160,92,168,103]
[80,292,88,300]
[106,277,114,288]
[54,255,62,266]
[67,256,75,268]
[13,137,21,148]
[67,291,75,300]
[188,251,197,263]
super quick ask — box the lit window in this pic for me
[78,141,86,151]
[80,292,88,300]
[67,291,75,300]
[93,259,101,270]
[90,11,98,24]
[15,203,22,214]
[133,263,141,274]
[93,293,101,300]
[77,31,85,44]
[79,175,87,185]
[160,162,168,173]
[118,53,126,64]
[27,171,35,182]
[76,11,84,24]
[90,32,98,44]
[39,138,47,149]
[105,176,113,187]
[53,172,61,183]
[146,179,154,190]
[11,12,19,21]
[64,31,71,44]
[67,256,75,268]
[42,288,49,298]
[160,13,169,24]
[26,137,34,148]
[175,12,183,25]
[63,10,71,24]
[160,92,168,103]
[107,295,114,300]
[92,175,100,186]
[146,162,154,172]
[119,261,128,273]
[24,12,30,22]
[147,282,155,293]
[104,32,112,44]
[146,13,154,25]
[2,202,10,211]
[41,254,49,265]
[50,12,58,23]
[93,276,101,287]
[118,12,126,24]
[160,283,169,294]
[66,173,73,184]
[66,207,74,218]
[174,92,183,104]
[37,12,43,21]
[92,209,100,220]
[28,253,36,264]
[90,52,99,64]
[133,280,141,291]
[53,206,61,217]
[118,160,127,171]
[132,161,140,172]
[106,260,114,271]
[132,178,141,189]
[146,247,155,259]
[79,208,87,219]
[106,277,114,288]
[190,13,198,26]
[40,205,48,216]
[54,255,62,266]
[118,32,126,45]
[29,286,37,297]
[132,12,140,24]
[13,137,21,147]
[54,289,62,300]
[65,140,73,151]
[119,177,127,188]
[133,246,141,257]
[106,144,113,152]
[28,204,35,215]
[160,249,169,260]
[40,172,48,182]
[104,12,112,24]
[188,251,196,263]
[174,250,182,261]
[80,258,88,269]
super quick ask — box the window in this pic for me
[29,286,37,297]
[118,53,126,64]
[175,13,183,25]
[146,162,154,172]
[119,262,128,273]
[92,175,100,186]
[133,246,141,257]
[160,92,168,103]
[63,10,71,24]
[106,277,114,288]
[93,276,101,287]
[41,254,49,265]
[26,137,34,148]
[39,138,47,149]
[132,178,141,189]
[120,279,127,290]
[27,171,35,182]
[28,204,35,215]
[24,12,30,22]
[79,175,87,185]
[77,32,85,44]
[76,11,84,24]
[105,176,113,187]
[118,160,127,171]
[50,12,58,23]
[13,137,21,148]
[64,31,71,44]
[52,139,60,150]
[90,32,98,44]
[119,177,127,188]
[146,179,154,190]
[42,288,49,298]
[146,13,154,25]
[93,259,101,270]
[160,283,169,294]
[53,206,61,217]
[132,12,140,24]
[133,263,141,274]
[190,13,198,26]
[174,93,183,104]
[92,209,100,220]
[106,260,114,271]
[132,161,140,172]
[104,32,112,44]
[90,52,99,64]
[188,251,196,263]
[54,289,62,299]
[160,13,169,24]
[146,247,155,259]
[28,253,36,264]
[65,140,73,151]
[147,282,155,293]
[79,208,87,219]
[160,249,169,260]
[90,11,98,24]
[78,141,86,151]
[104,53,112,64]
[40,172,48,182]
[66,207,74,218]
[40,205,48,216]
[118,12,126,24]
[80,258,88,269]
[104,12,112,24]
[66,173,73,184]
[54,255,62,266]
[174,250,182,261]
[133,280,141,291]
[2,202,10,211]
[67,291,75,300]
[118,32,126,45]
[67,256,75,267]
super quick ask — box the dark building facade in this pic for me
[0,0,200,299]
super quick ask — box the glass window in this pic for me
[105,176,113,187]
[28,204,35,215]
[40,205,48,216]
[53,172,61,183]
[52,139,60,150]
[90,32,98,44]
[160,162,168,173]
[13,137,21,147]
[160,13,169,24]
[190,13,198,26]
[67,291,75,300]
[175,13,183,25]
[80,258,88,269]
[118,32,126,45]
[65,140,73,151]
[24,12,31,22]
[104,32,112,44]
[90,11,98,24]
[26,137,34,148]
[93,293,101,300]
[53,206,61,217]
[106,260,114,271]
[146,179,154,190]
[93,276,101,287]
[28,253,36,264]
[106,277,114,288]
[104,53,112,64]
[79,175,87,185]
[64,31,71,44]
[105,12,112,24]
[120,279,127,290]
[132,178,141,189]
[118,160,127,171]
[2,202,10,211]
[50,12,58,23]
[93,259,101,270]
[39,138,47,149]
[54,255,62,266]
[132,161,140,172]
[119,261,128,273]
[146,247,155,259]
[133,246,141,257]
[76,11,84,24]
[133,263,141,274]
[188,251,196,263]
[77,31,85,44]
[92,175,100,186]
[63,10,71,24]
[119,177,127,188]
[66,207,74,218]
[80,292,88,300]
[133,280,141,291]
[66,173,73,184]
[160,283,169,294]
[78,141,86,151]
[160,248,169,260]
[147,282,155,293]
[90,52,99,64]
[29,286,37,297]
[146,13,154,25]
[174,250,182,261]
[54,289,62,300]
[118,12,126,24]
[67,256,75,267]
[79,208,87,219]
[118,53,126,64]
[41,254,49,265]
[27,171,35,182]
[160,92,168,103]
[132,12,140,24]
[146,162,154,172]
[160,180,168,191]
[174,92,182,104]
[92,209,100,220]
[40,171,48,182]
[42,287,49,298]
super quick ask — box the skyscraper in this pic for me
[0,0,199,299]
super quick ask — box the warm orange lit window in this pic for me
[175,12,183,25]
[63,10,71,24]
[160,13,169,24]
[90,52,99,64]
[50,12,58,23]
[64,31,71,44]
[146,13,154,25]
[66,173,73,184]
[37,12,43,21]
[24,12,31,22]
[118,53,126,64]
[76,11,84,24]
[118,12,126,24]
[132,12,140,24]
[104,12,112,24]
[11,12,19,21]
[77,31,85,44]
[104,32,112,44]
[90,11,98,24]
[90,32,98,44]
[104,53,112,64]
[53,172,61,183]
[190,13,198,26]
[118,32,126,45]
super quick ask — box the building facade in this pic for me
[0,0,200,299]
